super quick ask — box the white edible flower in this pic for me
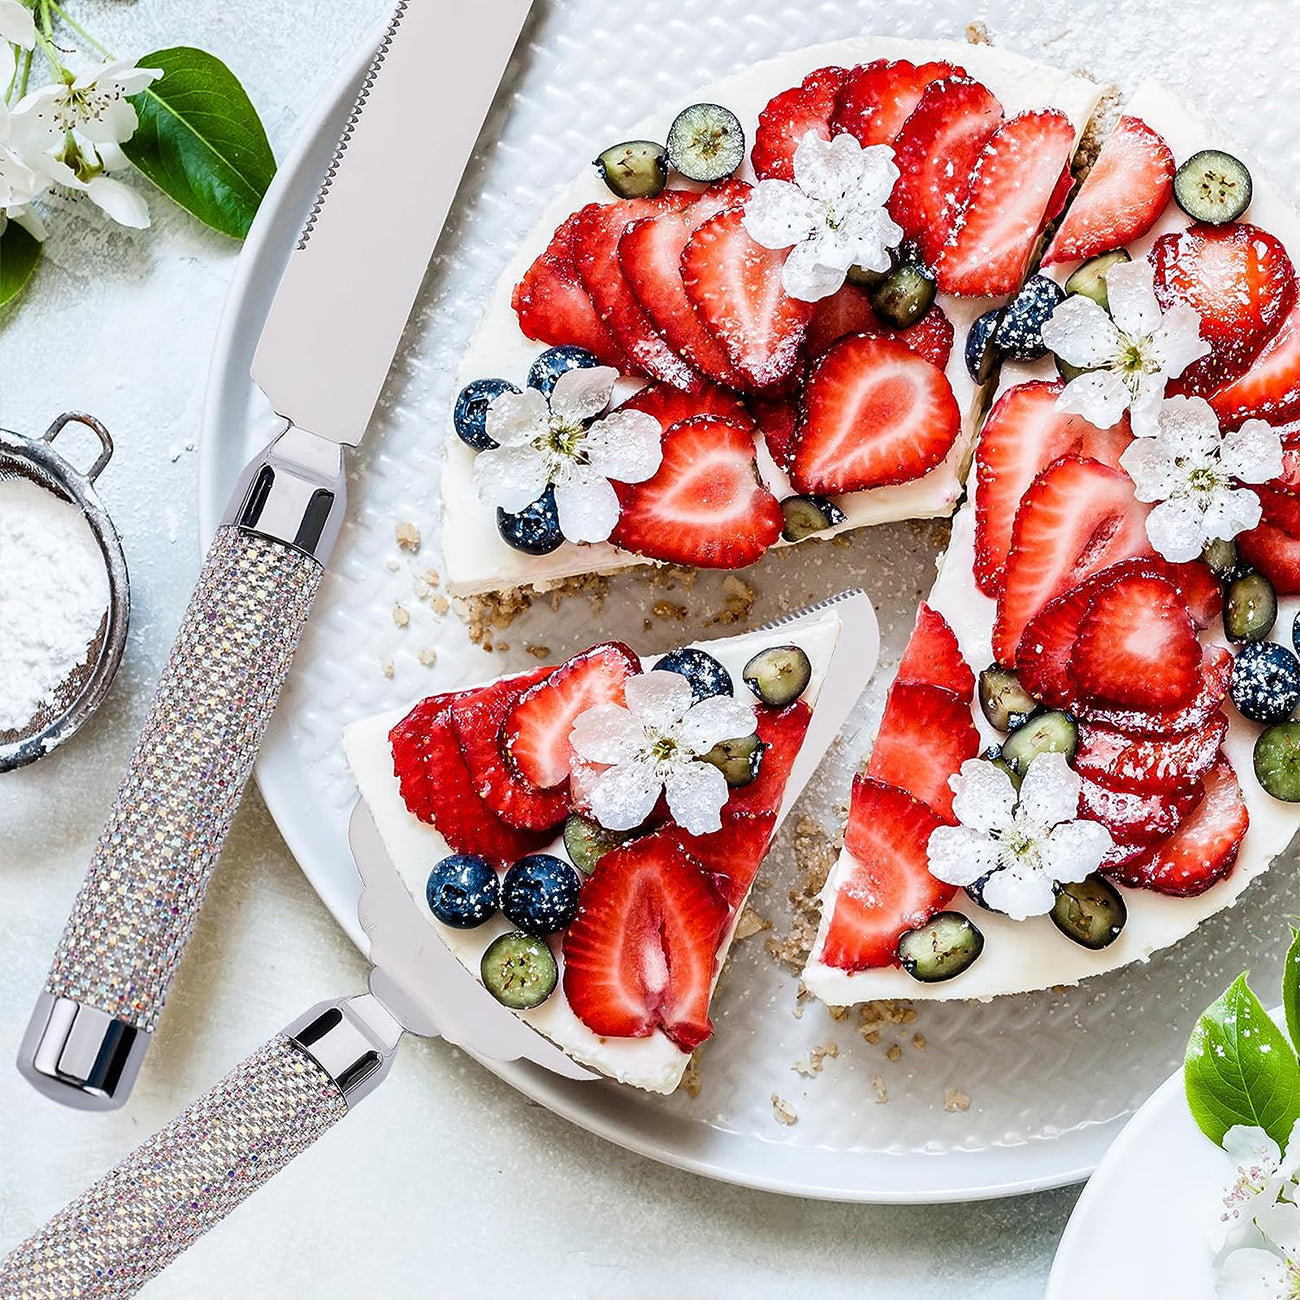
[0,0,35,88]
[473,367,662,545]
[0,106,47,240]
[1220,1123,1300,1237]
[1040,258,1210,437]
[1215,1246,1300,1300]
[741,131,902,303]
[1119,395,1284,563]
[926,753,1113,921]
[10,59,162,229]
[569,670,755,836]
[1215,1121,1300,1298]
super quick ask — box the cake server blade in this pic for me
[251,0,533,447]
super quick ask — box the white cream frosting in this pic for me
[345,614,840,1092]
[804,79,1300,1005]
[440,38,1105,597]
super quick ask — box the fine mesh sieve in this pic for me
[0,412,130,773]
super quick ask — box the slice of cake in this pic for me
[804,79,1300,1004]
[440,37,1106,597]
[344,603,856,1091]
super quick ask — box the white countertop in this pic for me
[3,0,1299,1294]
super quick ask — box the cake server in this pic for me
[17,0,535,1111]
[0,591,878,1295]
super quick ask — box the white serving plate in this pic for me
[200,0,1300,1202]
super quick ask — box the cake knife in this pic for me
[17,0,535,1110]
[0,591,878,1295]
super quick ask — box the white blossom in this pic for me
[926,753,1113,921]
[1041,258,1210,437]
[569,670,755,836]
[0,102,46,239]
[1215,1122,1300,1299]
[741,130,902,303]
[473,367,661,544]
[1119,396,1283,563]
[0,0,35,89]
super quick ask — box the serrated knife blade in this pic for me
[251,0,533,445]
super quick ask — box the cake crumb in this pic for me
[826,1004,850,1022]
[678,1058,702,1099]
[380,659,394,679]
[712,575,756,625]
[944,1088,971,1113]
[734,906,771,941]
[965,20,991,44]
[913,1032,926,1052]
[524,643,552,660]
[395,521,421,552]
[653,599,687,621]
[764,815,837,971]
[386,559,400,573]
[417,648,438,668]
[886,1043,902,1063]
[771,1094,798,1126]
[792,1042,839,1078]
[392,604,410,628]
[431,594,450,616]
[413,568,442,601]
[869,1074,888,1104]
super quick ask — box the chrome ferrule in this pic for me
[285,993,403,1108]
[222,423,347,562]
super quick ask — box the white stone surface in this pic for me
[3,0,1299,1294]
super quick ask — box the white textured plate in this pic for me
[200,1,1300,1202]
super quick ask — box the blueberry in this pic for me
[965,307,1005,384]
[426,854,499,928]
[655,646,734,701]
[527,345,601,398]
[454,377,519,451]
[1231,642,1300,724]
[994,275,1066,362]
[497,485,564,555]
[500,854,583,935]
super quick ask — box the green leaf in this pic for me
[0,222,43,308]
[122,47,275,239]
[1285,925,1300,1052]
[1185,972,1300,1149]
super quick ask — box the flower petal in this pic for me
[1200,483,1263,546]
[550,364,618,423]
[1222,419,1286,484]
[678,695,757,755]
[1056,368,1133,430]
[1120,433,1182,501]
[1129,370,1168,439]
[1145,494,1210,563]
[780,237,850,302]
[589,758,665,832]
[926,824,1004,888]
[584,409,663,483]
[949,758,1018,834]
[982,865,1058,921]
[1150,302,1211,379]
[472,444,552,512]
[625,669,694,730]
[1016,751,1082,831]
[1222,1124,1280,1171]
[84,174,150,228]
[485,386,550,448]
[1106,257,1164,338]
[1158,394,1222,459]
[570,702,646,765]
[742,178,820,250]
[553,467,620,544]
[1214,1247,1289,1300]
[1041,818,1113,885]
[1041,294,1124,368]
[0,0,36,48]
[665,760,731,835]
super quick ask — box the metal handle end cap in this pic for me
[17,992,151,1111]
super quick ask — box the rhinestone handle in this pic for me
[21,526,323,1107]
[0,1036,348,1298]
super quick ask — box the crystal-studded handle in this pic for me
[19,514,326,1110]
[1,1036,346,1298]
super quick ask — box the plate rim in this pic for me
[198,22,1132,1205]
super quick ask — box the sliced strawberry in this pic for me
[830,59,967,148]
[1237,492,1300,594]
[791,333,960,494]
[504,642,641,790]
[610,415,782,567]
[619,181,751,387]
[1077,646,1233,737]
[1078,775,1204,845]
[804,283,955,368]
[994,456,1151,665]
[617,379,752,431]
[1073,710,1229,795]
[751,65,852,182]
[1153,222,1297,397]
[563,831,729,1050]
[866,681,980,821]
[888,75,1003,266]
[726,700,812,819]
[748,392,799,472]
[573,196,701,391]
[820,776,954,971]
[451,670,569,831]
[1210,298,1300,428]
[896,602,975,697]
[1070,572,1200,710]
[681,207,815,389]
[973,380,1132,596]
[390,695,552,866]
[666,811,778,909]
[1171,559,1226,630]
[1104,757,1248,897]
[935,110,1077,296]
[1042,116,1175,266]
[512,211,628,368]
